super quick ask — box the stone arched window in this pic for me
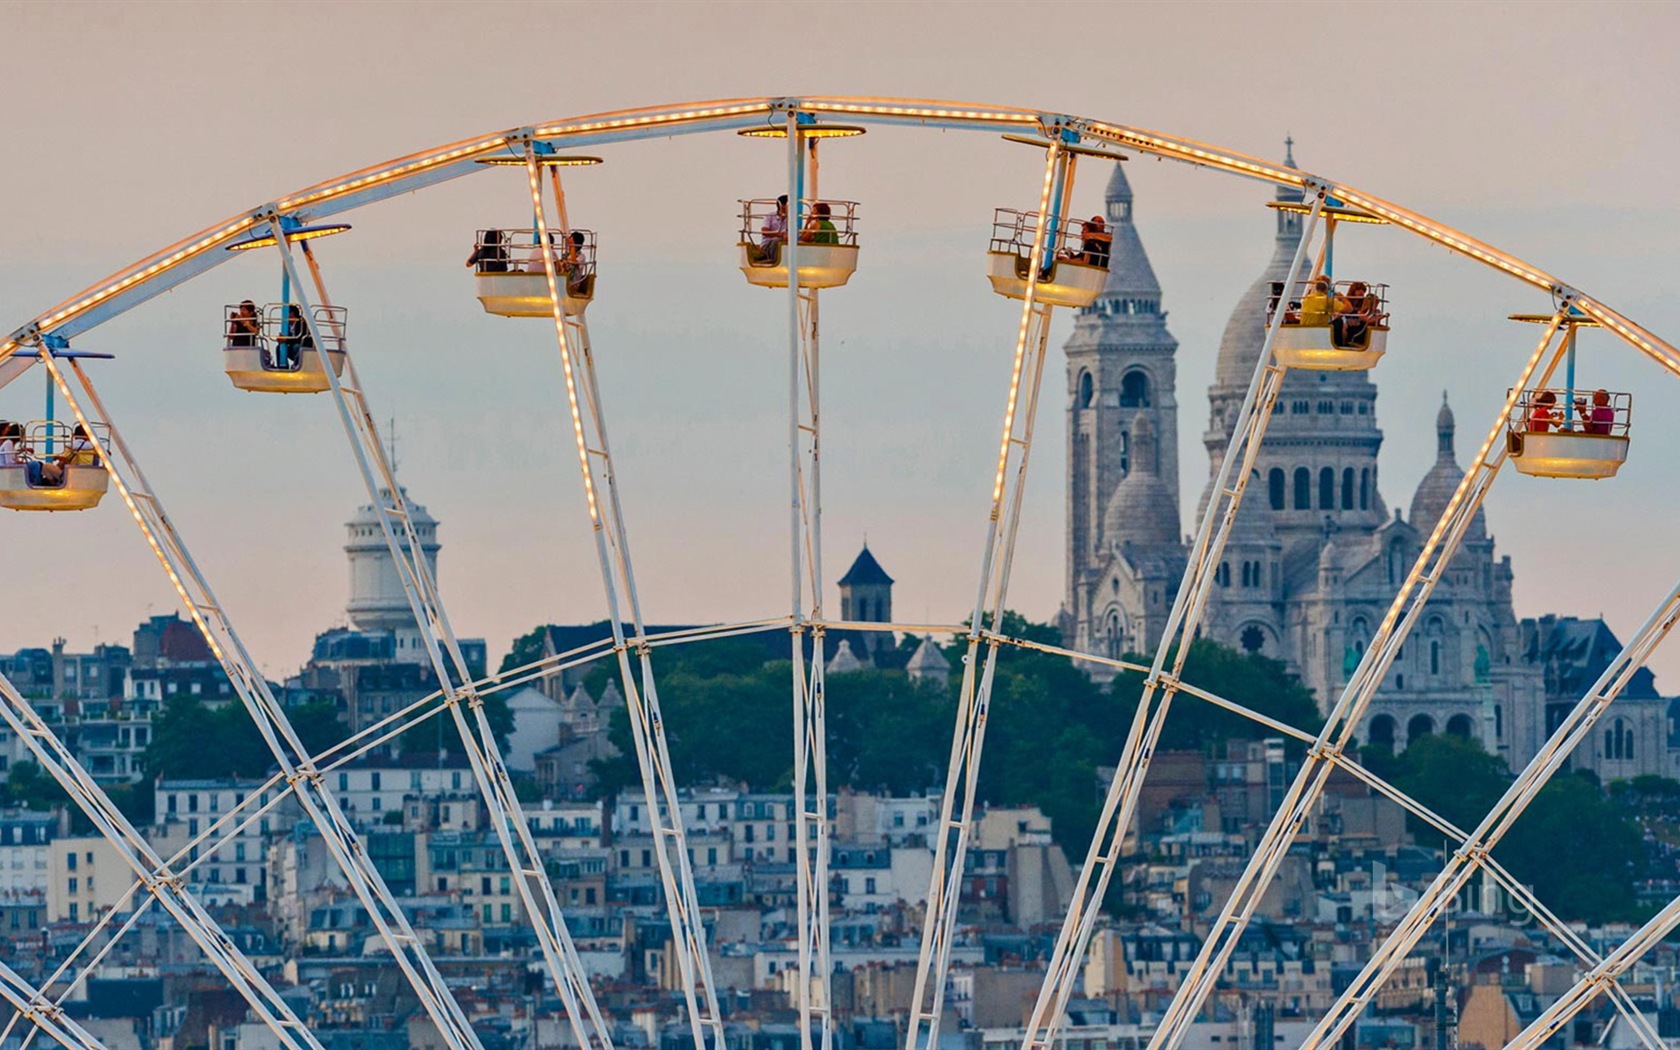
[1105,610,1125,661]
[1360,468,1371,510]
[1368,714,1397,753]
[1446,713,1473,739]
[1319,467,1335,510]
[1407,714,1435,742]
[1077,370,1094,409]
[1293,468,1311,510]
[1240,624,1266,653]
[1341,468,1355,510]
[1269,468,1285,511]
[1120,369,1151,408]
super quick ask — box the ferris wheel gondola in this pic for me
[471,151,602,316]
[0,343,113,511]
[1505,312,1632,479]
[1266,199,1391,370]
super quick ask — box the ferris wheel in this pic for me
[1,96,1676,1050]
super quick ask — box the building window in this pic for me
[1319,467,1335,510]
[1293,468,1310,510]
[1268,468,1285,510]
[1240,625,1265,653]
[1360,468,1370,510]
[1120,370,1151,408]
[1341,468,1355,510]
[1077,370,1093,409]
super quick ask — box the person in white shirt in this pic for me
[0,421,22,468]
[755,195,788,263]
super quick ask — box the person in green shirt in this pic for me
[800,201,840,246]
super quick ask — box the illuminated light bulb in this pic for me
[224,224,351,252]
[737,125,865,139]
[477,154,604,167]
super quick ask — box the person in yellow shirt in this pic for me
[1298,276,1333,326]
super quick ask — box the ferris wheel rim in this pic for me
[0,93,1673,375]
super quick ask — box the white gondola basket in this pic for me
[1272,324,1388,371]
[224,345,348,395]
[474,271,595,317]
[737,242,858,289]
[0,464,109,512]
[985,251,1106,308]
[1506,431,1630,479]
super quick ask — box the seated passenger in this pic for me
[1584,389,1615,435]
[1080,215,1112,268]
[1297,276,1334,326]
[561,230,589,292]
[1331,281,1378,349]
[227,301,261,349]
[0,422,21,469]
[799,202,839,246]
[28,424,96,488]
[1526,390,1558,434]
[755,195,789,263]
[273,305,313,371]
[466,229,509,274]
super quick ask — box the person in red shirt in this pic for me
[1526,390,1558,433]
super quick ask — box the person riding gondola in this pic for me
[274,305,314,371]
[466,228,510,274]
[1080,214,1112,268]
[1332,281,1380,349]
[227,300,261,349]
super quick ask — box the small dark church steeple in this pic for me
[839,545,894,626]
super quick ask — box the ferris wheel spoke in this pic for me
[1017,188,1326,1050]
[778,112,837,1050]
[270,223,615,1050]
[32,340,484,1050]
[906,136,1074,1050]
[520,145,724,1050]
[1145,312,1581,1050]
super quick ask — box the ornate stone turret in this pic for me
[1064,162,1181,627]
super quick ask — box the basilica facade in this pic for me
[1059,148,1674,779]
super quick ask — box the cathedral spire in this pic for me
[1437,390,1456,460]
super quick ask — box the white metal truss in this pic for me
[1503,885,1680,1050]
[1017,191,1325,1050]
[270,222,615,1050]
[1142,309,1581,1050]
[30,352,485,1050]
[785,113,835,1050]
[522,145,727,1050]
[1290,467,1680,1050]
[905,137,1074,1050]
[0,662,322,1050]
[0,957,109,1050]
